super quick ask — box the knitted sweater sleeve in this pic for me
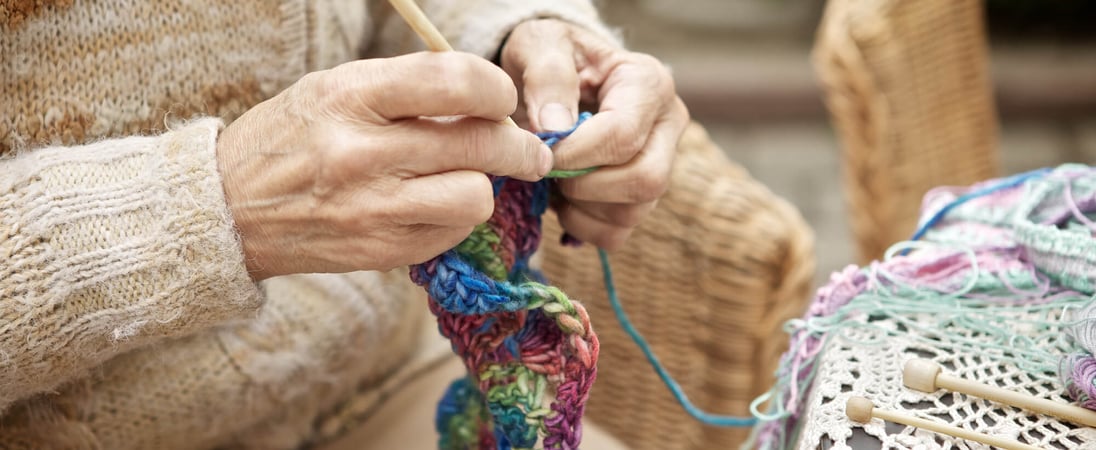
[0,118,264,411]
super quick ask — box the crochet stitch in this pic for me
[410,113,599,450]
[747,164,1096,449]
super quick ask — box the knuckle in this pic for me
[634,53,662,70]
[631,53,676,97]
[455,174,495,224]
[299,70,335,97]
[525,58,572,84]
[656,70,676,98]
[458,125,494,168]
[607,122,645,162]
[435,53,482,97]
[467,200,494,224]
[611,206,647,228]
[289,70,340,112]
[372,246,404,272]
[597,227,632,251]
[419,53,469,97]
[556,179,583,201]
[315,127,375,173]
[518,135,545,175]
[674,96,691,123]
[327,208,366,235]
[500,41,523,69]
[625,169,670,203]
[445,226,477,249]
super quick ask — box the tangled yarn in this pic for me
[747,164,1096,449]
[410,113,598,450]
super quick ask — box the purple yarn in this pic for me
[1065,354,1096,410]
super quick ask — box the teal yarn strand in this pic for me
[598,249,759,427]
[546,109,758,428]
[906,167,1053,244]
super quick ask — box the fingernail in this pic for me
[539,103,575,132]
[538,144,554,177]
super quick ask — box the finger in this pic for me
[554,200,634,251]
[501,20,581,132]
[327,52,519,121]
[567,199,658,228]
[557,98,686,203]
[393,224,478,267]
[551,54,677,170]
[378,117,552,181]
[293,223,473,273]
[390,170,496,226]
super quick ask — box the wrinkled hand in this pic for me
[218,52,552,280]
[501,19,689,250]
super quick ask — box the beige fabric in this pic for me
[0,0,615,448]
[0,119,263,411]
[0,269,426,450]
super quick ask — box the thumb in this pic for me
[501,20,581,132]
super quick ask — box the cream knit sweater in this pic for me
[0,1,613,448]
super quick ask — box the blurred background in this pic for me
[601,0,1096,283]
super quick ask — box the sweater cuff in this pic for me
[450,0,622,60]
[3,118,262,342]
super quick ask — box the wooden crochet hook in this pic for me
[387,0,519,128]
[903,358,1096,428]
[846,396,1041,450]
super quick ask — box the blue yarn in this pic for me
[536,112,593,146]
[598,248,758,427]
[492,428,513,450]
[902,167,1053,255]
[487,402,537,448]
[475,317,497,334]
[489,111,592,197]
[529,180,550,217]
[436,377,482,436]
[421,251,528,314]
[503,335,521,358]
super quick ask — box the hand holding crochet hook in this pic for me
[218,0,688,281]
[389,0,689,251]
[497,18,689,250]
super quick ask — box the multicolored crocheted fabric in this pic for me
[410,113,599,450]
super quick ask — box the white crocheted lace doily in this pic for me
[793,308,1096,449]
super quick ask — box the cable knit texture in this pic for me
[0,0,614,448]
[0,118,263,407]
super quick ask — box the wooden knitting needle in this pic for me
[904,358,1096,428]
[387,0,518,128]
[846,396,1041,450]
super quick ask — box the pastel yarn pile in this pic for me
[748,164,1096,449]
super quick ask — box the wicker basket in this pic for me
[540,122,815,449]
[813,0,1001,263]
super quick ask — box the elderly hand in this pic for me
[218,52,552,280]
[500,19,689,250]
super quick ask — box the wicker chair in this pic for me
[813,0,1001,263]
[540,122,816,450]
